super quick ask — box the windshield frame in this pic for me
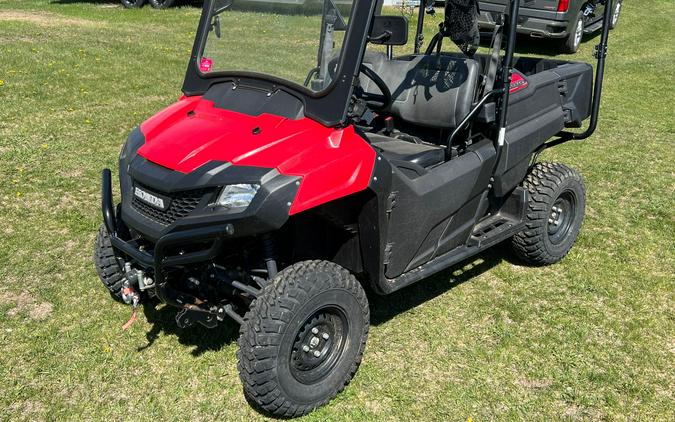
[182,0,380,127]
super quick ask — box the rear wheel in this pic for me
[237,260,369,417]
[121,0,145,8]
[94,224,126,302]
[148,0,176,9]
[511,162,586,265]
[609,0,622,29]
[560,13,584,54]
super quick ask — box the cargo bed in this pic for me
[469,54,594,194]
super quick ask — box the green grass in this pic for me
[1,1,674,420]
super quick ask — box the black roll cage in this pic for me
[412,0,614,150]
[182,0,612,144]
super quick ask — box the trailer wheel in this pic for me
[511,162,586,266]
[237,260,369,417]
[560,13,584,54]
[94,224,126,302]
[121,0,145,8]
[148,0,175,9]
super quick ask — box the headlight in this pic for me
[214,184,260,211]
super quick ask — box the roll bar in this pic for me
[549,0,615,147]
[413,0,612,153]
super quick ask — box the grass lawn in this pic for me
[0,0,673,420]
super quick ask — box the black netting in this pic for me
[442,0,481,56]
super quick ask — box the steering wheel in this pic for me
[356,64,392,111]
[325,57,392,111]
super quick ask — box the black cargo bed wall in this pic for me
[495,70,565,196]
[513,57,594,128]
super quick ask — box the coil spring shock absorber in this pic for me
[261,234,278,280]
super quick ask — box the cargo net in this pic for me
[441,0,481,56]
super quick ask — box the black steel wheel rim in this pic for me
[290,306,349,385]
[547,189,577,245]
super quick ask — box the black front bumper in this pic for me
[103,168,251,323]
[102,168,236,285]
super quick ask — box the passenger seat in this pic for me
[361,51,481,130]
[360,51,481,169]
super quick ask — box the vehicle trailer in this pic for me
[478,0,622,53]
[95,0,615,416]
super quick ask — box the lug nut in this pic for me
[313,350,321,358]
[302,345,310,353]
[322,333,329,340]
[311,327,319,335]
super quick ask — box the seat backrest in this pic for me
[362,52,480,129]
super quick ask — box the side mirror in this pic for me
[369,15,409,46]
[212,15,221,39]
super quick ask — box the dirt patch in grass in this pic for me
[1,291,53,321]
[8,399,46,420]
[516,378,554,390]
[0,10,107,29]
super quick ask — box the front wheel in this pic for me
[94,224,127,302]
[511,162,586,266]
[237,260,369,418]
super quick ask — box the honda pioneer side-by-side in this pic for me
[96,0,614,416]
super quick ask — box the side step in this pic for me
[380,188,528,294]
[468,212,522,249]
[583,20,603,34]
[469,185,528,249]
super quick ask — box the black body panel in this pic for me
[367,133,445,169]
[383,139,496,278]
[488,57,592,195]
[203,82,305,120]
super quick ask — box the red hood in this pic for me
[138,96,376,214]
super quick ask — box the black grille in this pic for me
[131,186,212,226]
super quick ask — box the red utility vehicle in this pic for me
[96,0,614,416]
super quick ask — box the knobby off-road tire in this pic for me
[94,224,126,302]
[511,162,586,266]
[237,260,370,418]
